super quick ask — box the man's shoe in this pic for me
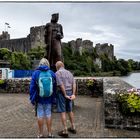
[68,127,77,134]
[58,130,68,138]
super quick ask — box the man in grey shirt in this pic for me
[55,61,76,138]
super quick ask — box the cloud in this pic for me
[0,2,140,61]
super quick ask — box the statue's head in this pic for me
[51,13,59,23]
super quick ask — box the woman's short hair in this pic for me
[39,58,50,67]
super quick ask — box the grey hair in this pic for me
[39,58,50,67]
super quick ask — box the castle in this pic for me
[68,38,114,60]
[0,26,46,53]
[0,25,114,62]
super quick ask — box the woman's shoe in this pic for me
[37,134,44,138]
[47,134,55,138]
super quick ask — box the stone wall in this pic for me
[0,37,31,53]
[0,78,31,94]
[75,77,103,97]
[104,77,140,130]
[0,77,103,97]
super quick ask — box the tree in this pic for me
[86,56,93,74]
[0,48,12,60]
[0,48,31,70]
[10,52,31,70]
[117,59,132,75]
[27,46,45,60]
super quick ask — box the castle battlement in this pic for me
[0,31,10,41]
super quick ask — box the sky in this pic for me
[0,2,140,61]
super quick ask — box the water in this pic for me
[121,72,140,89]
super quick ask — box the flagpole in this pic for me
[5,23,6,32]
[7,26,11,33]
[5,22,10,32]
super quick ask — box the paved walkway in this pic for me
[0,93,140,138]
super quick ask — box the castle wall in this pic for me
[0,25,46,53]
[68,38,94,55]
[95,43,114,60]
[82,40,93,49]
[0,37,31,53]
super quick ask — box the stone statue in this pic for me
[44,13,64,71]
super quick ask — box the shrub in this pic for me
[0,79,6,90]
[86,79,96,91]
[116,88,140,115]
[0,79,5,85]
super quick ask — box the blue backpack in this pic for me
[38,70,53,97]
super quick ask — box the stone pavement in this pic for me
[0,93,140,138]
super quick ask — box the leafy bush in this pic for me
[0,79,5,85]
[27,46,45,60]
[0,48,31,70]
[86,79,94,87]
[10,52,31,70]
[0,48,12,60]
[0,79,6,90]
[116,88,140,115]
[86,79,96,91]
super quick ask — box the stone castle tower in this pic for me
[0,31,10,40]
[29,26,46,49]
[95,43,114,60]
[68,38,114,61]
[68,38,93,55]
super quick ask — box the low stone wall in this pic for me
[0,77,103,96]
[75,77,103,96]
[103,77,140,130]
[0,78,31,94]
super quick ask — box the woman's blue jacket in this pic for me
[29,65,56,105]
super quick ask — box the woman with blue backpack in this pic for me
[29,58,56,138]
